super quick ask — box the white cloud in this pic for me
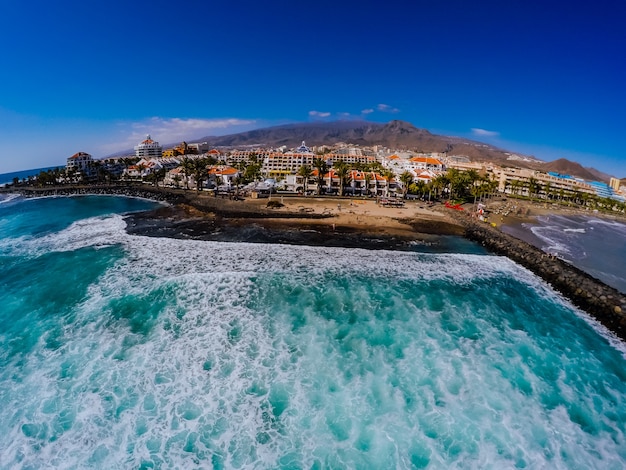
[377,103,400,113]
[361,108,374,114]
[471,128,500,137]
[98,117,257,154]
[308,110,331,118]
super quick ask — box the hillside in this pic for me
[112,120,611,182]
[196,120,525,165]
[538,158,605,182]
[200,120,612,182]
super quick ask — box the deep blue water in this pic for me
[0,166,63,186]
[0,194,625,469]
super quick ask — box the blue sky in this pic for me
[1,0,624,176]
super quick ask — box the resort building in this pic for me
[66,152,94,175]
[135,135,163,159]
[263,151,317,178]
[207,165,241,188]
[227,149,275,166]
[207,149,223,161]
[381,153,444,175]
[406,156,444,172]
[494,167,595,198]
[610,177,625,193]
[287,169,394,196]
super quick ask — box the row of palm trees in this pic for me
[296,158,399,197]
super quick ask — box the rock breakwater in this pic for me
[444,209,626,342]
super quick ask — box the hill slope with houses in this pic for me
[191,120,610,182]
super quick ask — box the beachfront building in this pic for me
[406,156,444,172]
[326,153,377,166]
[66,152,94,176]
[287,169,393,196]
[262,152,378,179]
[207,149,223,161]
[227,149,275,166]
[135,135,163,159]
[124,157,180,179]
[381,153,444,175]
[494,167,595,198]
[207,165,240,189]
[263,151,317,178]
[164,167,186,188]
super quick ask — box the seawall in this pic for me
[7,185,331,220]
[443,209,626,342]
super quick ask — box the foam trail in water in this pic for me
[1,205,625,468]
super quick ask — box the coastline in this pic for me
[6,184,626,342]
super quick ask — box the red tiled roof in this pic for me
[69,152,90,159]
[409,157,442,165]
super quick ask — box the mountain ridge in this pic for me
[109,120,612,182]
[193,120,610,182]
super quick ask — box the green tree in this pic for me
[313,158,328,195]
[243,161,262,184]
[333,161,350,197]
[192,158,209,193]
[399,171,414,199]
[297,164,313,195]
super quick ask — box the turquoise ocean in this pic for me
[1,194,625,469]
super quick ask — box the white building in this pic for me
[135,135,163,159]
[66,151,93,175]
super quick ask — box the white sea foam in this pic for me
[529,225,573,256]
[0,193,21,204]
[2,206,626,468]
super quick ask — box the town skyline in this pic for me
[1,1,624,176]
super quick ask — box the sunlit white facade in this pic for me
[134,135,163,158]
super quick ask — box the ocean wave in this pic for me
[2,200,626,468]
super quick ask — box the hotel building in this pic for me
[135,135,163,159]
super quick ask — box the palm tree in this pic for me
[399,171,414,199]
[313,158,328,195]
[543,182,552,200]
[334,161,350,197]
[527,177,540,201]
[192,158,209,193]
[415,180,427,199]
[155,167,166,188]
[297,165,313,195]
[434,174,450,200]
[382,169,395,197]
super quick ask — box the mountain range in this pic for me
[191,120,610,182]
[112,120,611,182]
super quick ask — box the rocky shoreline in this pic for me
[6,184,626,342]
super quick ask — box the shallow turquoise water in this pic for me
[0,194,625,469]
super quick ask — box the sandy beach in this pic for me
[124,194,466,251]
